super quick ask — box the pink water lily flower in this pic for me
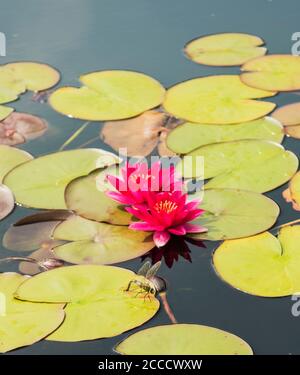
[106,161,183,206]
[126,190,207,247]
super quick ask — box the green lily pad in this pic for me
[4,149,120,209]
[53,215,154,265]
[15,265,160,342]
[241,55,300,91]
[115,324,253,355]
[49,70,165,121]
[0,145,32,182]
[163,75,276,124]
[213,226,300,297]
[185,33,266,66]
[178,140,298,192]
[167,117,283,154]
[65,167,131,225]
[0,184,14,221]
[0,67,26,104]
[189,189,279,241]
[0,106,13,121]
[282,172,300,211]
[0,272,65,353]
[2,62,60,92]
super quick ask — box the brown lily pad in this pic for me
[0,112,48,145]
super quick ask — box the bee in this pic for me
[125,261,167,300]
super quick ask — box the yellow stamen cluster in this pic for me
[154,200,178,214]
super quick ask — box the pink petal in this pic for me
[129,222,159,231]
[183,223,207,233]
[169,225,186,235]
[153,230,171,247]
[106,191,132,204]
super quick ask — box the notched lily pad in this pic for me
[53,215,154,265]
[115,324,253,355]
[214,226,300,297]
[4,148,120,209]
[15,265,160,342]
[65,167,131,225]
[163,75,276,124]
[49,70,165,121]
[178,139,298,192]
[0,112,48,146]
[241,55,300,91]
[185,33,266,66]
[188,189,279,241]
[0,272,65,353]
[167,117,283,154]
[0,145,33,182]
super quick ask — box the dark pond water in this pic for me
[1,0,300,355]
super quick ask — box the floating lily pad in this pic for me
[2,62,60,92]
[0,112,48,146]
[178,140,298,192]
[272,102,300,126]
[0,67,25,104]
[241,55,300,91]
[0,273,65,353]
[163,75,276,124]
[65,167,131,224]
[188,189,279,241]
[101,111,167,156]
[16,265,160,342]
[115,324,253,355]
[49,70,165,121]
[214,226,300,297]
[53,215,154,265]
[167,117,283,154]
[282,172,300,211]
[185,33,266,66]
[0,106,13,121]
[0,184,14,220]
[4,149,120,209]
[0,145,32,182]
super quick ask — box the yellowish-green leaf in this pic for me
[185,33,266,66]
[214,226,300,297]
[49,70,165,121]
[178,140,298,192]
[241,55,300,91]
[163,75,276,124]
[0,273,65,353]
[15,265,160,342]
[53,215,154,265]
[65,167,131,224]
[4,148,120,209]
[189,189,279,241]
[2,62,60,92]
[115,324,253,355]
[0,105,13,121]
[0,145,32,182]
[167,117,283,154]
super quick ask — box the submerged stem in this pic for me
[59,121,90,151]
[159,292,177,324]
[272,218,300,232]
[0,256,48,271]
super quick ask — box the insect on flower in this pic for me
[126,260,166,301]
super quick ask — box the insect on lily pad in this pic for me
[163,75,276,124]
[185,33,266,66]
[49,70,165,121]
[15,265,160,342]
[115,324,253,355]
[241,55,300,91]
[214,225,300,297]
